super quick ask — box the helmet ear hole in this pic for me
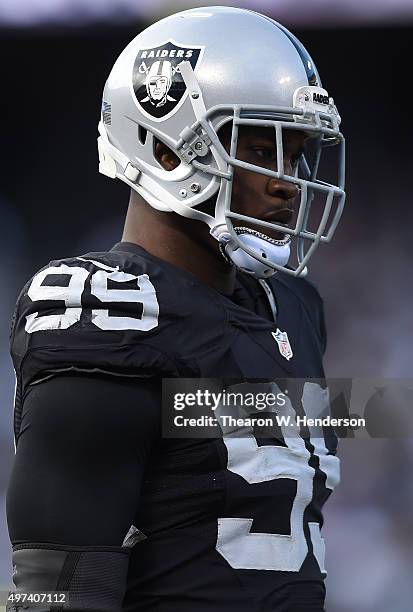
[154,137,181,172]
[138,125,147,145]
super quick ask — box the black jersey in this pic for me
[11,241,327,392]
[10,241,339,612]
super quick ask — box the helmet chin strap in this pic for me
[218,229,291,279]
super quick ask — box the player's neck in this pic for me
[122,196,236,295]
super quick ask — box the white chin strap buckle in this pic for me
[218,229,291,278]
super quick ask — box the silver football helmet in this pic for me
[98,6,345,278]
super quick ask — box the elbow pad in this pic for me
[7,543,130,612]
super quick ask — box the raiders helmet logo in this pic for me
[132,41,204,121]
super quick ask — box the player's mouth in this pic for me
[263,208,294,225]
[233,209,294,243]
[258,208,294,241]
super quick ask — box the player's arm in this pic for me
[6,373,161,612]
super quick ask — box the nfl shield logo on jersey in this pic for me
[272,329,293,361]
[132,41,204,121]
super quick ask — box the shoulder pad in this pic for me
[10,247,224,388]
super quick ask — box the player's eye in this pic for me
[251,147,276,160]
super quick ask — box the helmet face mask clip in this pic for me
[98,6,345,278]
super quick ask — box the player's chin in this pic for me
[265,228,289,242]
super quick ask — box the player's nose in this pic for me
[266,177,299,201]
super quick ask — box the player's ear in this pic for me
[154,139,180,171]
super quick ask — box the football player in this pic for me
[6,7,345,612]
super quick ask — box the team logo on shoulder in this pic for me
[271,329,293,361]
[132,40,204,122]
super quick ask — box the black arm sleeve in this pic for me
[6,373,161,611]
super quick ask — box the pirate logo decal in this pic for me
[132,41,204,121]
[142,60,175,108]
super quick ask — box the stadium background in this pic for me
[1,1,412,610]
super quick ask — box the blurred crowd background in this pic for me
[1,1,412,610]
